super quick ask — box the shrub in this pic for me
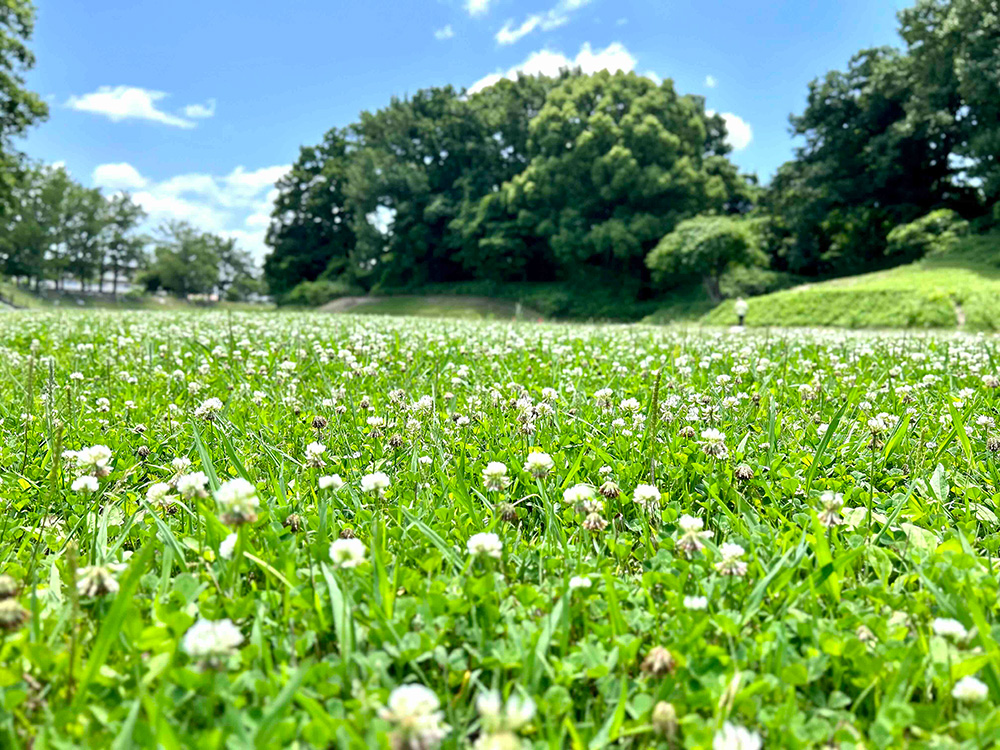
[280,278,362,307]
[885,209,969,259]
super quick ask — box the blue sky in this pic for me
[22,0,907,260]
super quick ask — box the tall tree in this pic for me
[264,128,356,296]
[0,0,48,214]
[102,193,146,296]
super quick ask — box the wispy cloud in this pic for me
[434,24,455,39]
[496,0,593,45]
[183,98,216,118]
[465,0,493,16]
[705,75,717,88]
[67,85,196,128]
[469,41,637,94]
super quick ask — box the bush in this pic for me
[280,278,362,307]
[885,209,969,259]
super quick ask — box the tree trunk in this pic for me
[703,275,722,303]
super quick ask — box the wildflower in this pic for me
[683,595,708,610]
[700,428,728,458]
[305,441,326,467]
[319,474,345,490]
[330,538,366,568]
[76,564,124,597]
[818,491,845,527]
[476,690,535,736]
[182,618,244,660]
[651,701,678,740]
[360,471,391,496]
[932,618,968,641]
[482,461,511,492]
[676,514,711,556]
[71,475,99,494]
[640,646,676,676]
[715,542,749,576]
[0,575,17,599]
[583,512,608,531]
[467,532,503,559]
[76,444,112,477]
[176,472,209,499]
[215,478,259,525]
[219,533,238,560]
[713,722,762,750]
[733,464,754,481]
[379,684,450,750]
[569,575,592,591]
[0,599,29,631]
[632,484,661,510]
[194,397,224,421]
[598,479,620,499]
[523,451,554,479]
[952,675,988,703]
[496,501,518,523]
[563,483,595,506]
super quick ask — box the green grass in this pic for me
[2,311,1000,747]
[337,294,539,320]
[701,232,1000,329]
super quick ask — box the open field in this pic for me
[320,295,539,320]
[2,311,1000,747]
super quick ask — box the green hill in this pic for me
[696,232,1000,330]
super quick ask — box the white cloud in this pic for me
[495,0,592,45]
[469,41,637,94]
[183,98,216,118]
[434,24,455,39]
[91,162,289,261]
[708,110,753,151]
[66,86,196,128]
[465,0,492,16]
[92,162,148,190]
[705,75,717,88]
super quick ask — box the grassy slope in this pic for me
[333,295,539,320]
[700,232,1000,330]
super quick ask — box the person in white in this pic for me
[734,297,748,326]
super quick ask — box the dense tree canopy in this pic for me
[263,71,754,298]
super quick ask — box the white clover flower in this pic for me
[523,451,554,479]
[467,532,503,559]
[952,675,988,703]
[700,428,728,458]
[330,538,366,568]
[305,441,326,467]
[632,484,661,510]
[319,474,345,491]
[77,444,112,476]
[569,575,592,591]
[76,564,124,597]
[713,722,762,750]
[683,595,708,610]
[71,475,99,494]
[219,533,238,560]
[182,618,244,660]
[563,483,595,505]
[215,478,259,525]
[194,397,224,421]
[482,461,511,492]
[379,684,450,749]
[818,491,845,527]
[360,471,391,495]
[715,542,748,576]
[476,689,536,735]
[932,618,968,641]
[176,472,209,499]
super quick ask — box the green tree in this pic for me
[494,71,751,284]
[646,215,763,301]
[264,128,356,296]
[64,184,106,291]
[0,0,47,215]
[102,193,146,296]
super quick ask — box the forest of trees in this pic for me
[263,0,999,307]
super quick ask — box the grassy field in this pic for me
[321,294,540,320]
[1,310,1000,747]
[702,233,1000,330]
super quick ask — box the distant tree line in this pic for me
[265,0,999,304]
[0,163,261,300]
